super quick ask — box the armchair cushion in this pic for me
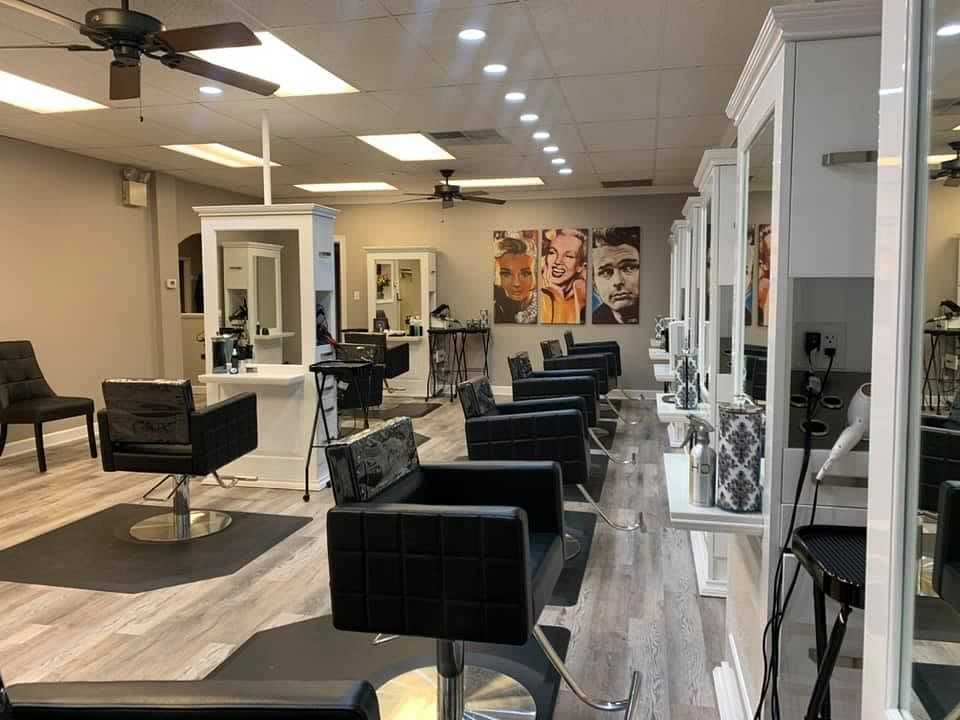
[4,680,380,720]
[457,377,499,419]
[497,396,587,417]
[102,379,194,444]
[507,353,534,381]
[325,418,420,505]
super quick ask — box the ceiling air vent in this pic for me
[427,129,509,145]
[601,179,653,189]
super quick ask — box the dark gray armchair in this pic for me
[324,418,639,720]
[342,332,409,391]
[563,330,623,378]
[98,379,257,543]
[936,481,960,613]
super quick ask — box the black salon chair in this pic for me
[459,377,642,539]
[343,332,409,392]
[324,418,639,719]
[563,330,623,379]
[0,673,380,719]
[0,340,97,473]
[936,481,960,613]
[336,344,385,412]
[98,379,257,543]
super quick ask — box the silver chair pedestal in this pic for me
[130,474,232,543]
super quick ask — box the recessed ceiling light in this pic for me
[532,130,551,141]
[458,28,486,41]
[295,182,398,192]
[357,133,455,161]
[505,91,526,103]
[193,32,357,96]
[0,70,105,113]
[162,143,280,168]
[199,85,223,96]
[558,168,573,175]
[520,113,539,124]
[938,23,960,36]
[483,63,508,75]
[543,145,559,154]
[457,177,544,188]
[551,157,566,165]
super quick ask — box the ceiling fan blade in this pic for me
[0,43,102,50]
[159,54,278,96]
[459,190,489,196]
[153,22,260,53]
[110,61,140,100]
[391,197,435,205]
[403,193,439,198]
[458,194,506,205]
[0,0,84,31]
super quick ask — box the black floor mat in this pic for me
[208,616,571,718]
[552,511,597,607]
[0,504,310,593]
[913,663,960,720]
[564,455,609,503]
[370,403,442,420]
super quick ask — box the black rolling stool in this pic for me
[304,359,373,501]
[791,525,866,720]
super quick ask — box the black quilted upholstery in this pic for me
[563,332,622,377]
[0,341,93,422]
[542,353,610,395]
[457,377,499,419]
[936,481,960,614]
[325,418,420,505]
[507,353,534,381]
[512,374,597,427]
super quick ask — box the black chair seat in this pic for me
[530,532,564,614]
[114,442,193,456]
[792,525,866,609]
[0,396,93,423]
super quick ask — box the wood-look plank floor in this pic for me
[0,397,723,719]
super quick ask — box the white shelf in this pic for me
[649,348,670,362]
[663,452,763,536]
[200,364,305,387]
[252,331,295,343]
[654,363,673,383]
[656,392,709,423]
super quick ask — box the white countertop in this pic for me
[252,332,295,342]
[386,335,423,342]
[649,348,670,362]
[656,393,709,423]
[654,363,673,383]
[663,452,764,536]
[200,364,305,387]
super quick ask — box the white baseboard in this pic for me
[690,530,728,598]
[714,662,748,720]
[1,422,96,461]
[727,633,753,720]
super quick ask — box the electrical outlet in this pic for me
[804,331,822,355]
[823,332,839,351]
[794,322,845,369]
[353,290,361,301]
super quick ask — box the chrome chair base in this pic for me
[129,510,232,543]
[377,665,536,719]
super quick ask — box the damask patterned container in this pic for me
[674,350,699,410]
[716,399,764,512]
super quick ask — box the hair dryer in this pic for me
[816,383,871,481]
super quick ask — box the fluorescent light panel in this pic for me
[295,182,398,192]
[163,143,280,168]
[457,177,544,188]
[357,133,454,161]
[0,70,105,113]
[193,32,356,97]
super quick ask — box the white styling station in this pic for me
[197,203,339,493]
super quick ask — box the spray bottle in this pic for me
[685,416,717,507]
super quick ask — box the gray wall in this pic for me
[334,194,688,389]
[925,181,960,318]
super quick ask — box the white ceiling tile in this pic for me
[119,0,267,31]
[655,146,707,171]
[226,138,324,166]
[0,0,97,44]
[287,93,404,133]
[495,124,586,154]
[383,0,515,13]
[653,170,697,188]
[656,114,731,148]
[658,66,741,118]
[228,0,388,27]
[527,0,666,76]
[276,18,450,92]
[588,150,655,175]
[577,119,656,152]
[661,0,773,69]
[559,72,659,123]
[202,99,344,139]
[138,104,261,143]
[395,4,553,83]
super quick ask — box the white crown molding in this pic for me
[667,231,676,248]
[694,149,738,190]
[725,0,882,125]
[193,203,339,219]
[682,195,704,218]
[671,219,689,234]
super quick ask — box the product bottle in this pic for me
[230,347,240,374]
[686,416,717,507]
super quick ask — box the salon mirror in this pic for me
[703,198,712,390]
[370,257,423,334]
[738,114,774,402]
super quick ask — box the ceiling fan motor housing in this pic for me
[82,8,164,63]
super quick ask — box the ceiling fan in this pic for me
[931,141,960,187]
[0,0,279,100]
[398,169,506,208]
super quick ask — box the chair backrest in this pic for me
[0,341,53,408]
[540,339,564,360]
[343,333,386,363]
[457,377,499,419]
[102,379,194,445]
[936,481,960,611]
[336,343,380,364]
[325,417,420,505]
[507,352,534,381]
[563,330,575,351]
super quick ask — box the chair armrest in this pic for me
[327,503,535,645]
[420,461,563,536]
[497,396,587,417]
[189,392,258,475]
[96,409,116,472]
[544,355,609,389]
[935,481,960,609]
[5,680,380,720]
[568,343,621,375]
